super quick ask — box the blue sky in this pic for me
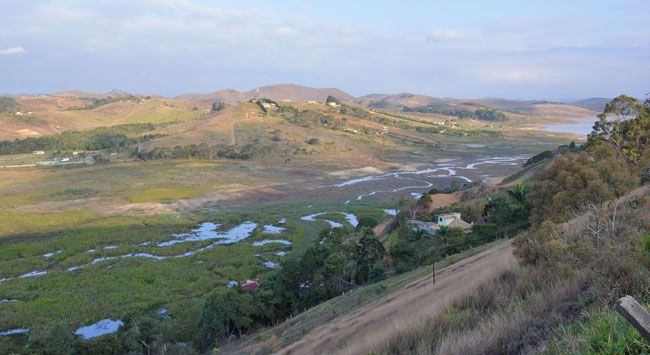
[0,0,648,99]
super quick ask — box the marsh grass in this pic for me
[129,187,202,203]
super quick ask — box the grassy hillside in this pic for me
[0,97,207,140]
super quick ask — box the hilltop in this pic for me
[176,84,355,103]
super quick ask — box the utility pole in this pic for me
[432,248,436,285]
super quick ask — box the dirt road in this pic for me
[278,240,514,354]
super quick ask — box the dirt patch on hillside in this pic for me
[425,191,464,213]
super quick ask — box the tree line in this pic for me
[402,104,509,121]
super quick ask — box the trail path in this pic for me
[278,240,514,354]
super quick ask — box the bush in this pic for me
[524,150,554,167]
[0,96,18,113]
[542,308,650,354]
[306,138,320,145]
[356,217,378,230]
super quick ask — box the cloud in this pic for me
[0,46,26,55]
[426,30,467,42]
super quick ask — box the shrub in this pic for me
[306,138,320,145]
[356,216,378,230]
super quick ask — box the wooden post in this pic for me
[432,248,436,285]
[615,295,650,343]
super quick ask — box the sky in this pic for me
[0,0,648,99]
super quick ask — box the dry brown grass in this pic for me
[277,241,515,354]
[362,267,592,355]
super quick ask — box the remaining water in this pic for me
[75,319,124,340]
[0,328,28,336]
[541,118,596,136]
[252,239,292,246]
[262,225,286,234]
[383,209,397,216]
[158,221,257,246]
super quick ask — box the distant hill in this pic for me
[569,97,610,112]
[359,94,600,117]
[54,89,135,100]
[177,84,354,103]
[358,93,444,108]
[175,89,244,104]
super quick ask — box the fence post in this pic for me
[614,295,650,343]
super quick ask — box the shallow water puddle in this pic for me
[383,209,398,216]
[0,328,28,336]
[252,239,292,247]
[43,250,62,258]
[19,271,47,278]
[301,212,358,228]
[262,261,280,269]
[262,225,286,234]
[158,221,257,246]
[75,319,124,340]
[0,299,18,303]
[156,308,171,319]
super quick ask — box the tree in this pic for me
[196,290,228,351]
[325,95,340,105]
[353,230,385,284]
[211,102,225,112]
[356,216,378,230]
[222,289,254,337]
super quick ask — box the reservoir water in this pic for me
[541,118,596,136]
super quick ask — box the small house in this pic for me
[409,212,472,235]
[242,279,261,293]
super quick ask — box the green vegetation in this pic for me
[137,142,276,160]
[325,95,341,105]
[402,103,509,121]
[543,308,650,354]
[70,95,141,110]
[211,102,225,112]
[0,123,156,155]
[130,187,201,203]
[0,96,18,113]
[277,105,344,128]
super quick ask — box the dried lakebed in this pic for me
[332,155,531,202]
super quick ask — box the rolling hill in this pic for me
[176,84,355,103]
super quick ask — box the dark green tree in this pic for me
[196,290,228,351]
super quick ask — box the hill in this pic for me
[569,97,610,112]
[52,89,136,100]
[176,84,355,103]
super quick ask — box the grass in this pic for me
[130,187,202,203]
[0,210,98,237]
[542,307,650,354]
[362,267,593,355]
